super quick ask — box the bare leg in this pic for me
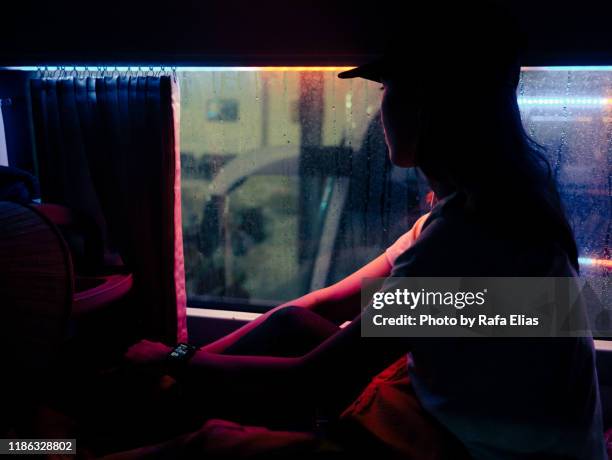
[181,307,340,428]
[200,304,339,355]
[83,307,340,454]
[221,306,339,357]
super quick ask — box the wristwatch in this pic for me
[167,343,198,366]
[165,343,199,398]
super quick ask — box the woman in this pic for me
[122,7,605,460]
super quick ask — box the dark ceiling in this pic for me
[1,0,611,66]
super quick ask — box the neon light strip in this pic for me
[578,257,612,268]
[5,66,354,72]
[522,66,612,72]
[8,65,612,72]
[518,97,612,106]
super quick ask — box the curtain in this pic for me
[29,75,187,344]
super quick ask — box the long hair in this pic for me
[415,82,579,272]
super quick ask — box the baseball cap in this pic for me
[338,2,522,89]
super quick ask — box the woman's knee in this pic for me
[265,305,338,342]
[266,305,307,327]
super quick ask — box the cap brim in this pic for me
[337,60,385,83]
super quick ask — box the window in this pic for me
[179,67,611,312]
[518,67,611,276]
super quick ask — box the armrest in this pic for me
[73,273,133,317]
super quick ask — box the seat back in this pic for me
[0,200,73,374]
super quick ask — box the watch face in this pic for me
[170,349,185,358]
[169,343,196,360]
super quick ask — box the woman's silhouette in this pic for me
[121,3,606,459]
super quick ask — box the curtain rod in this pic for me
[6,66,612,72]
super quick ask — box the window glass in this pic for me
[179,68,611,311]
[518,68,611,276]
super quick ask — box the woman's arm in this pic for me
[185,306,409,412]
[201,253,391,353]
[278,252,392,323]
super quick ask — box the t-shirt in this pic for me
[359,192,605,460]
[385,212,431,267]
